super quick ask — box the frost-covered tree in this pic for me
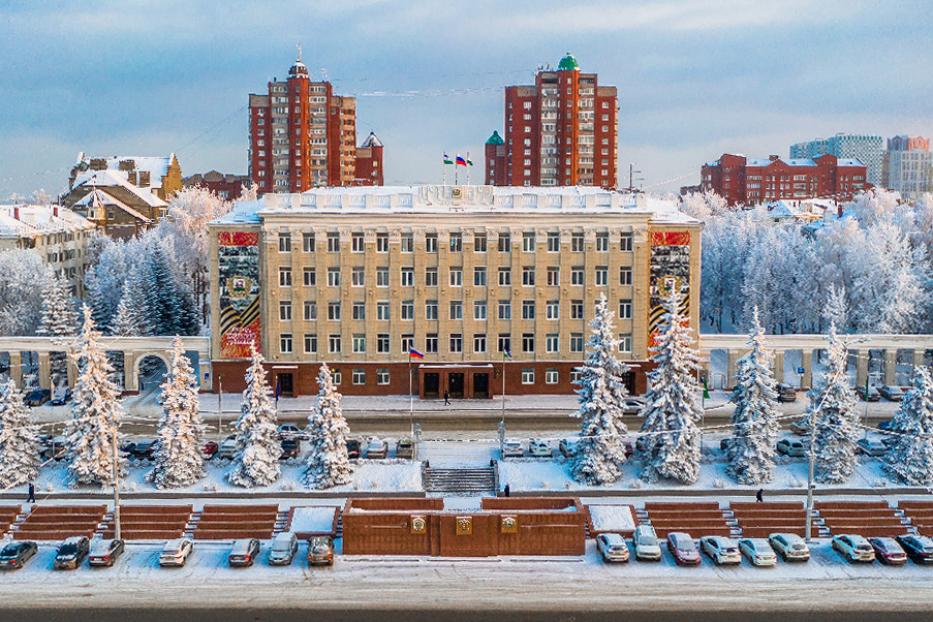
[808,323,859,484]
[228,343,281,487]
[884,367,933,485]
[822,283,849,333]
[0,250,47,336]
[143,243,182,336]
[84,236,127,332]
[67,306,125,486]
[37,271,78,338]
[303,363,353,489]
[149,336,204,489]
[120,264,151,335]
[570,293,630,485]
[640,292,704,484]
[726,308,779,484]
[111,294,143,337]
[0,379,40,489]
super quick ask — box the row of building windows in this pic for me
[278,231,634,253]
[319,367,573,387]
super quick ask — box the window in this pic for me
[303,268,316,286]
[376,368,390,385]
[304,334,317,353]
[546,266,560,286]
[596,232,609,252]
[426,300,438,320]
[303,301,317,321]
[474,233,487,252]
[400,233,413,253]
[332,368,342,385]
[545,369,558,385]
[327,232,339,252]
[498,232,511,252]
[327,267,340,287]
[279,301,292,321]
[570,333,584,352]
[278,233,291,252]
[401,267,414,287]
[571,300,584,319]
[498,334,511,354]
[449,267,462,287]
[522,266,535,286]
[522,333,535,353]
[546,300,559,320]
[521,300,535,320]
[328,302,341,321]
[449,300,463,320]
[547,231,560,252]
[400,300,413,320]
[618,300,632,320]
[328,334,341,353]
[473,267,487,286]
[303,232,315,252]
[401,334,414,352]
[522,231,536,252]
[474,300,487,320]
[280,333,292,353]
[498,267,511,286]
[473,334,487,353]
[279,267,292,287]
[351,302,365,320]
[376,233,388,253]
[571,267,584,285]
[498,300,511,320]
[449,333,462,353]
[619,232,633,252]
[351,267,365,287]
[570,370,582,384]
[352,369,366,385]
[426,333,438,353]
[425,233,438,253]
[546,334,559,353]
[449,232,462,252]
[521,369,535,384]
[619,267,633,286]
[376,267,389,287]
[425,267,438,287]
[377,333,390,353]
[571,232,584,252]
[351,233,364,253]
[618,334,632,353]
[352,334,366,353]
[595,266,608,286]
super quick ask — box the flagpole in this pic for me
[501,352,506,428]
[466,151,472,185]
[408,353,414,438]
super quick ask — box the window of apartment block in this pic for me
[570,370,582,384]
[351,267,365,287]
[449,333,463,353]
[400,233,413,253]
[376,368,390,385]
[498,267,511,286]
[279,301,292,321]
[377,334,390,353]
[474,233,487,253]
[303,232,315,253]
[571,267,584,286]
[399,300,412,320]
[473,267,487,286]
[618,300,632,320]
[619,232,633,252]
[498,300,511,320]
[546,266,559,286]
[280,333,292,354]
[350,302,365,321]
[278,233,291,252]
[376,267,389,287]
[474,300,487,320]
[279,267,292,287]
[328,334,341,353]
[522,266,535,286]
[498,232,511,252]
[352,334,366,353]
[522,333,535,353]
[327,232,339,252]
[304,334,317,353]
[352,369,365,385]
[328,302,341,321]
[521,300,535,320]
[401,334,414,353]
[521,369,535,384]
[425,233,438,253]
[376,233,389,253]
[449,267,462,287]
[619,267,633,286]
[571,300,584,320]
[571,232,584,252]
[449,300,463,321]
[332,368,342,385]
[401,267,414,287]
[595,232,609,252]
[498,334,511,354]
[351,233,364,253]
[546,334,559,353]
[547,231,560,252]
[545,369,558,385]
[595,266,608,286]
[426,333,438,353]
[426,300,438,321]
[327,267,340,287]
[619,334,632,353]
[303,267,316,286]
[546,301,559,320]
[304,301,317,321]
[425,267,438,287]
[522,231,536,252]
[449,232,462,252]
[570,333,584,352]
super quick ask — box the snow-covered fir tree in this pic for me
[726,307,780,484]
[36,271,78,338]
[303,363,353,489]
[884,366,933,485]
[111,294,143,337]
[120,264,151,335]
[808,323,860,484]
[570,293,630,485]
[640,292,704,484]
[148,336,205,489]
[0,379,40,489]
[143,243,182,336]
[822,283,849,333]
[0,249,48,336]
[67,305,125,486]
[228,343,281,487]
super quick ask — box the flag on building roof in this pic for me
[408,348,425,359]
[455,155,467,167]
[503,350,512,360]
[466,155,474,166]
[443,153,453,165]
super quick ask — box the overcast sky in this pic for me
[1,0,931,198]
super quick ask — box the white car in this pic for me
[502,439,524,459]
[596,533,630,563]
[216,434,239,460]
[738,538,777,567]
[269,532,299,566]
[832,534,875,563]
[622,397,646,415]
[700,536,741,565]
[528,439,552,458]
[277,424,306,441]
[768,533,810,562]
[633,525,662,561]
[159,538,193,567]
[366,437,388,459]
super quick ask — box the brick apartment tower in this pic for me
[485,53,619,188]
[248,50,384,194]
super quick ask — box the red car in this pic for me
[201,441,219,459]
[667,532,701,566]
[868,537,907,566]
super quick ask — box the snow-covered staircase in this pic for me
[423,465,497,495]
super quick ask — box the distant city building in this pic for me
[790,133,883,186]
[883,135,932,200]
[61,169,166,239]
[69,153,183,201]
[701,154,868,206]
[184,170,251,200]
[485,53,618,188]
[353,132,384,187]
[248,51,384,194]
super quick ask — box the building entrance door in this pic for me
[622,371,635,395]
[473,373,489,399]
[448,373,465,398]
[424,373,440,398]
[277,373,294,397]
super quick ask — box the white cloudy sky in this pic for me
[1,0,931,197]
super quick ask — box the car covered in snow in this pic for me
[345,439,361,459]
[558,438,578,458]
[868,537,907,566]
[700,536,741,565]
[501,439,524,459]
[776,438,807,458]
[124,438,159,461]
[54,536,90,570]
[896,535,933,564]
[277,424,307,441]
[24,388,50,407]
[596,533,630,563]
[228,538,261,567]
[666,532,700,566]
[789,419,811,436]
[50,385,72,406]
[216,435,239,460]
[307,536,334,566]
[269,532,299,566]
[200,440,219,459]
[0,541,37,570]
[280,438,300,460]
[396,437,415,459]
[879,385,904,401]
[856,437,887,457]
[88,538,124,567]
[832,534,875,563]
[622,397,646,415]
[738,538,777,567]
[528,439,552,458]
[39,435,69,461]
[856,385,881,402]
[775,383,797,402]
[159,538,193,567]
[768,533,810,562]
[365,438,388,459]
[633,525,662,561]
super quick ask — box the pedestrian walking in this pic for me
[27,482,35,503]
[443,390,450,406]
[755,488,764,503]
[504,484,511,497]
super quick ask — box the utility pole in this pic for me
[804,401,816,543]
[217,375,223,435]
[111,428,121,541]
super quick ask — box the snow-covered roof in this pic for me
[746,157,817,167]
[72,188,153,223]
[766,200,801,218]
[360,132,382,148]
[836,158,864,167]
[72,169,167,209]
[75,153,175,189]
[0,204,95,238]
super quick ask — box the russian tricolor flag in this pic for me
[408,348,425,359]
[455,155,467,167]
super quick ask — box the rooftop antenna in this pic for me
[296,42,302,63]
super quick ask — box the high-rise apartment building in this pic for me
[248,52,384,194]
[883,135,932,200]
[790,133,883,186]
[485,54,618,188]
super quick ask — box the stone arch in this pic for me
[132,352,171,395]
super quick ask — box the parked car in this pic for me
[88,538,125,567]
[24,388,51,407]
[635,435,651,454]
[366,437,388,459]
[700,536,741,565]
[622,397,646,415]
[895,535,933,565]
[868,537,907,566]
[216,434,239,460]
[789,419,811,436]
[268,532,299,566]
[879,385,904,401]
[345,439,361,459]
[396,437,414,459]
[622,438,635,458]
[557,438,578,458]
[856,385,881,402]
[776,438,807,458]
[200,440,219,459]
[125,439,159,460]
[528,438,552,458]
[40,435,68,461]
[878,418,897,432]
[54,536,90,570]
[719,437,734,453]
[768,533,810,562]
[501,439,524,459]
[776,383,797,403]
[279,438,300,460]
[632,525,661,561]
[159,538,193,567]
[666,532,700,566]
[50,386,73,406]
[307,536,334,566]
[738,538,777,567]
[832,534,875,563]
[228,538,260,567]
[0,541,38,570]
[856,437,887,457]
[277,424,306,441]
[596,533,630,563]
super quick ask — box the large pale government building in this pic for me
[209,185,701,398]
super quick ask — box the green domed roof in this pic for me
[485,130,504,146]
[557,52,580,71]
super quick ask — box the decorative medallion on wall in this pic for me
[500,515,518,534]
[410,515,427,534]
[455,516,473,536]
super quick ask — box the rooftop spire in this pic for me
[296,42,302,63]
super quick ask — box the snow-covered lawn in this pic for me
[588,505,635,532]
[289,506,339,536]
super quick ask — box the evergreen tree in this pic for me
[111,294,143,337]
[303,363,353,489]
[174,274,201,336]
[0,379,40,489]
[726,307,780,484]
[122,264,151,335]
[570,293,631,485]
[822,283,849,333]
[36,271,78,338]
[884,367,933,485]
[640,292,704,484]
[149,336,205,489]
[67,306,125,486]
[143,244,181,335]
[228,343,281,487]
[809,323,860,484]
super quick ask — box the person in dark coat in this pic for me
[504,484,511,497]
[755,488,764,503]
[27,482,35,503]
[443,390,450,406]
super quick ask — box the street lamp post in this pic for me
[111,427,121,541]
